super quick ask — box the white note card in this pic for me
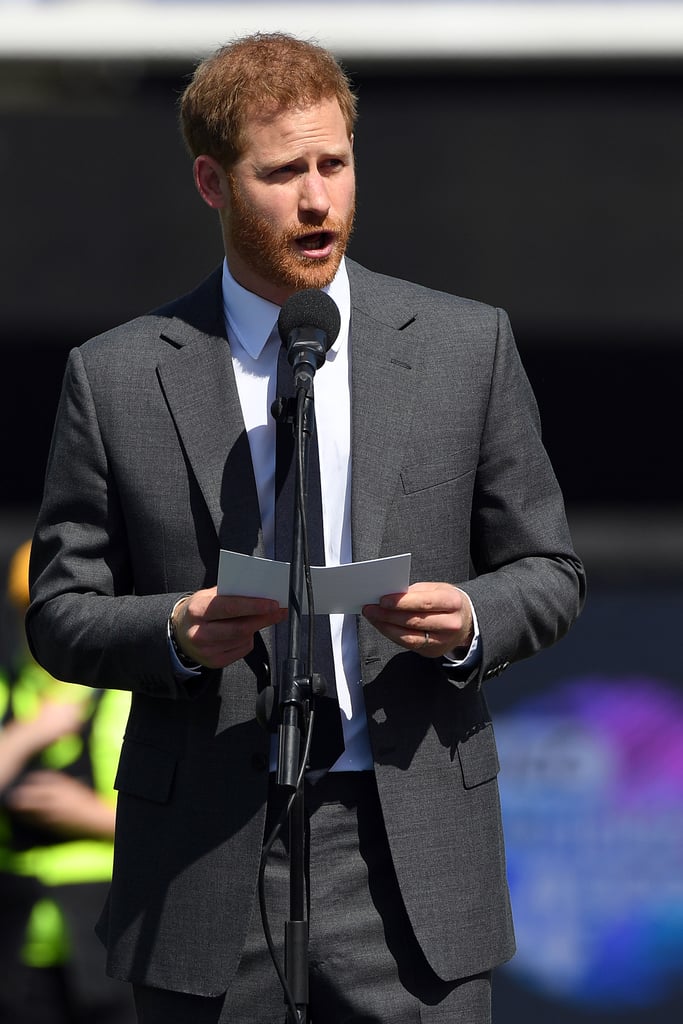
[217,550,411,614]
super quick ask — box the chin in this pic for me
[280,255,342,293]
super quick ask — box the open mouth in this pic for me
[294,231,335,255]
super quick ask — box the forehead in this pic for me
[239,98,351,161]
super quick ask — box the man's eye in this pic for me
[270,165,297,178]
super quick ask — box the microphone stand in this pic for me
[274,371,318,1024]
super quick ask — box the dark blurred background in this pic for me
[1,3,682,1019]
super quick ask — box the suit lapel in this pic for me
[155,273,265,559]
[153,261,420,568]
[348,262,419,564]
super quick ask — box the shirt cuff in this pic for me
[167,598,202,677]
[441,595,481,669]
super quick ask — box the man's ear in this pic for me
[193,155,230,210]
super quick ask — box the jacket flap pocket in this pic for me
[457,723,500,789]
[114,739,176,804]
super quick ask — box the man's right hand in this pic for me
[171,588,287,669]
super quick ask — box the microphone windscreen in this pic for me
[277,289,341,351]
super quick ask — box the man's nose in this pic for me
[299,172,330,219]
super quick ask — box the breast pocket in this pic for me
[392,447,478,578]
[400,445,479,495]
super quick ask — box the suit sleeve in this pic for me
[457,309,586,685]
[26,348,192,698]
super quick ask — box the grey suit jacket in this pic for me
[27,259,585,995]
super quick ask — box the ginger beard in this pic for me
[226,175,355,295]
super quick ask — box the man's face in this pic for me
[224,98,356,305]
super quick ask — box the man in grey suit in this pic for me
[26,32,585,1024]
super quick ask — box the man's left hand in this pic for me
[362,582,474,659]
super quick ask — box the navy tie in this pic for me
[273,345,345,770]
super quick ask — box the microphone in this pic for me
[277,288,341,389]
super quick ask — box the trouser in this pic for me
[133,771,492,1024]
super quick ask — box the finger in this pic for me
[205,595,284,622]
[363,597,454,634]
[177,597,284,665]
[176,590,278,626]
[188,609,286,650]
[377,583,463,614]
[194,636,258,670]
[370,620,451,658]
[362,606,441,632]
[184,609,288,669]
[186,592,283,624]
[363,603,472,658]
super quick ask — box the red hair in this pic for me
[180,32,357,167]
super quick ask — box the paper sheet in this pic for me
[217,550,411,614]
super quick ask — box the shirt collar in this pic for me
[221,257,351,361]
